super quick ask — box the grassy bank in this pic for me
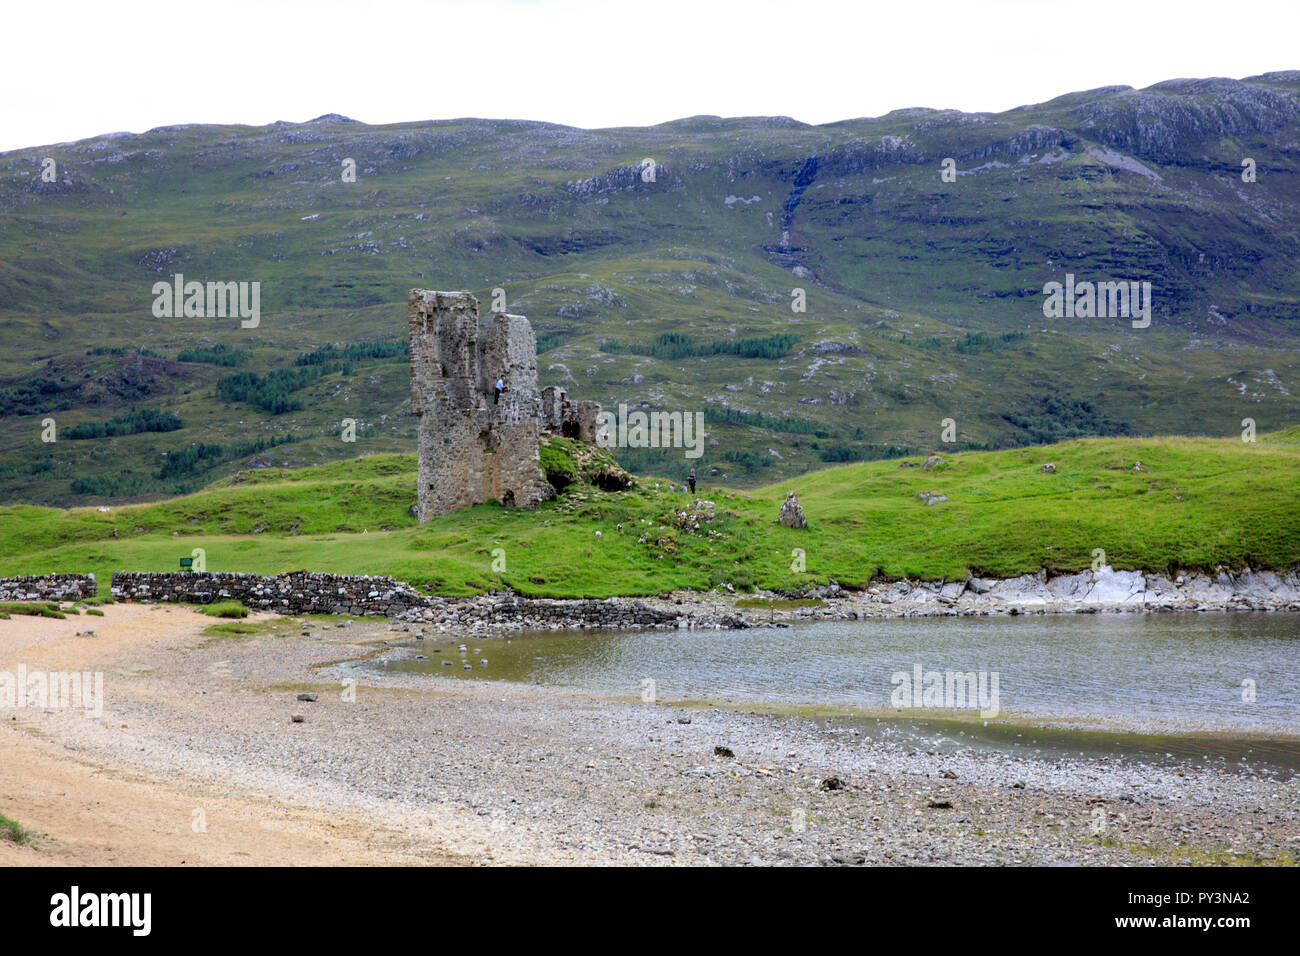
[1,431,1298,599]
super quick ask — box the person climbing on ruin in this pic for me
[494,375,504,405]
[688,468,696,494]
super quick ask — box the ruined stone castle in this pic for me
[408,290,602,522]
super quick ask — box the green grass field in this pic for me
[1,429,1297,599]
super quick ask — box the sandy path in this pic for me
[0,730,462,866]
[0,605,466,866]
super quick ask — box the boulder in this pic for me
[1141,574,1185,607]
[1086,566,1146,604]
[938,581,966,604]
[989,574,1052,605]
[1046,566,1146,604]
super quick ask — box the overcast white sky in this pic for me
[2,0,1295,152]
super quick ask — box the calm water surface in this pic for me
[355,611,1300,774]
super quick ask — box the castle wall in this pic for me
[540,385,566,433]
[409,290,551,521]
[573,401,603,443]
[539,387,603,443]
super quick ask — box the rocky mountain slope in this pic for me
[1,73,1298,503]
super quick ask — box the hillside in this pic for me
[1,431,1297,598]
[2,72,1299,504]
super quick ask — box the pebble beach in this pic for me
[1,603,1297,866]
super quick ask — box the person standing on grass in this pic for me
[688,468,696,494]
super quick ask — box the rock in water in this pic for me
[778,492,807,529]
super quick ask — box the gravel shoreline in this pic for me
[4,606,1297,866]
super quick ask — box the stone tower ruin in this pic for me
[408,290,553,521]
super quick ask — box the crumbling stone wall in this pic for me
[540,385,566,433]
[409,290,553,521]
[572,401,603,442]
[540,385,603,442]
[108,571,695,626]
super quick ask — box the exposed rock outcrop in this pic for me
[86,564,1300,629]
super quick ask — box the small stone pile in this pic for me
[778,493,807,529]
[671,499,715,531]
[400,592,687,632]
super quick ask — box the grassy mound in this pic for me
[540,437,633,492]
[538,439,580,490]
[0,431,1297,599]
[198,600,250,619]
[0,601,68,620]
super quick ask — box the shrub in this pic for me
[0,813,34,845]
[216,367,331,414]
[295,340,407,366]
[65,408,183,439]
[601,331,799,361]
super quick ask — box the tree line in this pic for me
[65,408,183,439]
[600,332,799,361]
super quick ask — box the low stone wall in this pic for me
[404,592,702,632]
[0,574,97,602]
[108,572,696,629]
[110,571,432,617]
